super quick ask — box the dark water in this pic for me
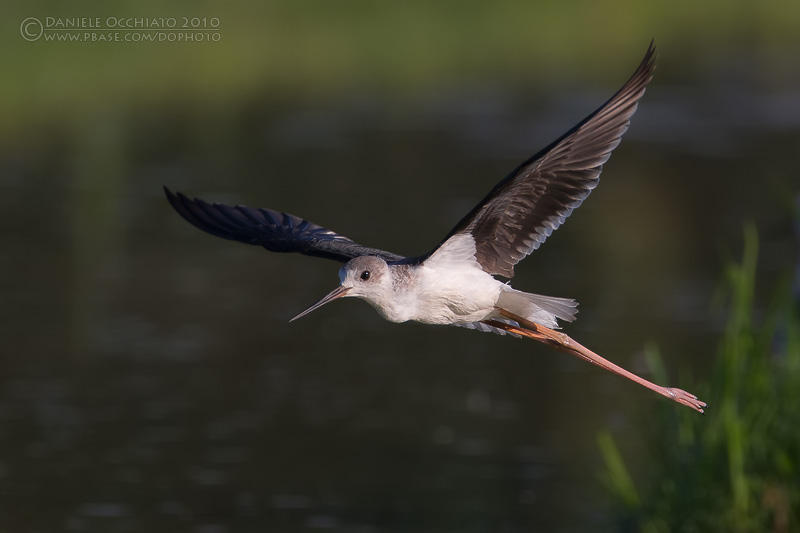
[2,78,799,532]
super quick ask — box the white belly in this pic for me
[412,265,503,324]
[378,234,504,324]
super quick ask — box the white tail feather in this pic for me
[496,288,578,329]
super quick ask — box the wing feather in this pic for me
[434,42,656,277]
[164,187,404,263]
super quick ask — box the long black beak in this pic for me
[289,285,351,322]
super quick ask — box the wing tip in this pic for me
[645,38,657,63]
[635,39,658,87]
[163,185,196,217]
[163,184,179,208]
[164,186,235,241]
[163,185,190,220]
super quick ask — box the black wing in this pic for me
[164,187,404,263]
[434,42,656,278]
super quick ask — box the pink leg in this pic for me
[483,308,706,413]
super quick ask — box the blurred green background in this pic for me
[2,1,799,532]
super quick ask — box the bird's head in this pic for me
[289,256,392,322]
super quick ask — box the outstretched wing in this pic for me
[433,42,656,278]
[164,187,404,263]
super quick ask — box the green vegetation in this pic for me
[599,225,800,532]
[6,0,800,137]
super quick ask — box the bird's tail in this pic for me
[496,288,578,329]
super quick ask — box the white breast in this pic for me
[388,234,503,325]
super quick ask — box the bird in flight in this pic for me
[165,42,706,413]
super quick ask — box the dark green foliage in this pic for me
[600,225,800,532]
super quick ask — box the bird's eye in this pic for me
[360,270,371,281]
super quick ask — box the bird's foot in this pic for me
[664,387,706,414]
